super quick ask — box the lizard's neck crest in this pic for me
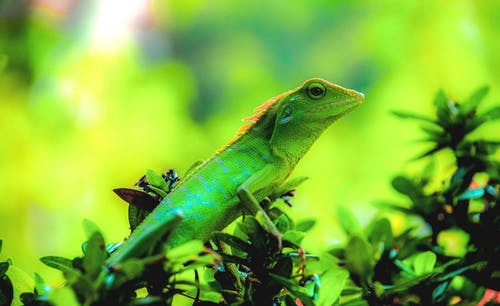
[216,92,286,153]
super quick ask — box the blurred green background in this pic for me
[0,0,499,285]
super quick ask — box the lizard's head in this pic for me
[269,78,364,160]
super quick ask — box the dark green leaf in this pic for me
[40,256,74,273]
[269,273,315,306]
[271,256,293,278]
[0,240,2,254]
[478,105,500,121]
[34,272,47,295]
[294,219,316,232]
[391,110,437,124]
[434,89,453,124]
[391,176,417,196]
[0,263,8,277]
[366,218,393,252]
[275,213,290,233]
[128,203,150,231]
[82,219,102,240]
[461,86,489,114]
[0,274,13,306]
[82,231,107,280]
[336,206,362,236]
[345,236,374,281]
[213,232,253,254]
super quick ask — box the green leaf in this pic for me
[478,105,500,121]
[0,240,2,254]
[48,287,80,306]
[5,265,34,306]
[413,251,436,275]
[145,169,169,191]
[366,218,393,253]
[461,86,489,114]
[83,231,107,280]
[147,185,168,198]
[0,274,13,306]
[269,273,315,306]
[434,89,453,124]
[82,219,102,240]
[345,236,374,282]
[391,110,437,124]
[282,230,305,246]
[275,213,290,233]
[184,160,204,177]
[295,219,316,232]
[0,262,8,278]
[318,268,349,306]
[336,206,362,236]
[40,256,74,273]
[213,232,253,253]
[166,240,205,263]
[34,273,48,296]
[391,175,417,196]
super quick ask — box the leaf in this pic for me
[40,256,74,273]
[128,203,150,231]
[275,213,290,233]
[147,185,168,198]
[113,188,159,211]
[82,231,107,280]
[461,86,489,114]
[48,287,80,306]
[5,265,34,306]
[269,273,315,306]
[413,251,436,275]
[34,273,48,296]
[478,105,500,121]
[0,273,13,306]
[345,236,374,282]
[336,206,362,236]
[0,240,2,254]
[391,110,437,124]
[0,262,8,278]
[294,219,316,232]
[391,175,417,196]
[366,218,393,253]
[434,89,452,124]
[82,219,102,240]
[283,231,306,246]
[318,268,349,306]
[213,232,253,254]
[145,169,169,191]
[166,240,205,263]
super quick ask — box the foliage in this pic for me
[0,87,498,305]
[334,87,499,305]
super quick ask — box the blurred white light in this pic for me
[90,0,151,51]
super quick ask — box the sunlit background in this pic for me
[1,0,499,286]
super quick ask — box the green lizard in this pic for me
[106,78,363,269]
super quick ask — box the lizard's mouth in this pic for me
[311,93,364,117]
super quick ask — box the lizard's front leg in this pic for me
[236,165,283,249]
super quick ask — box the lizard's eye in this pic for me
[307,82,326,99]
[280,105,293,124]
